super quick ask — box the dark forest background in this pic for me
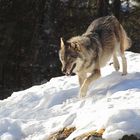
[0,0,140,99]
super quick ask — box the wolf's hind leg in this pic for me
[119,41,128,75]
[119,26,130,75]
[113,52,120,71]
[120,52,127,75]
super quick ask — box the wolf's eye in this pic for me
[61,56,65,61]
[70,54,77,58]
[59,55,64,61]
[67,56,71,61]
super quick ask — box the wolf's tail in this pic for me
[120,25,132,51]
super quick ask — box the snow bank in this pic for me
[0,52,140,140]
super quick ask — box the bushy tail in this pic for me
[120,25,132,51]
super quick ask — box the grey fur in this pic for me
[59,16,131,97]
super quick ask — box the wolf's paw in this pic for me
[122,72,127,76]
[79,84,88,98]
[79,90,87,98]
[114,63,120,71]
[115,65,120,71]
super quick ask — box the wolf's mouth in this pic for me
[66,63,76,76]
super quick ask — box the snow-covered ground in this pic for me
[0,51,140,140]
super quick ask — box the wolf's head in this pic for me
[59,37,85,75]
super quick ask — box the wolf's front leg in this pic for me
[78,72,87,87]
[79,69,101,98]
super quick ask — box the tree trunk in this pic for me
[97,0,109,17]
[112,0,121,20]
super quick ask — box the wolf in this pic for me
[59,16,131,97]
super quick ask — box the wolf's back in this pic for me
[84,15,131,51]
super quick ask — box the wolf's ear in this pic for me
[60,37,65,49]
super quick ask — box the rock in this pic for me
[120,134,140,140]
[74,129,105,140]
[48,127,76,140]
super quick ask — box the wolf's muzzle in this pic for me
[62,63,76,76]
[62,67,66,74]
[69,63,76,75]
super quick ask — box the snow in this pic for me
[0,51,140,140]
